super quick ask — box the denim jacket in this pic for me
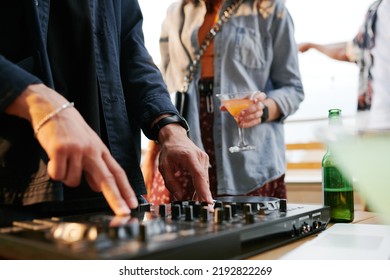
[0,0,176,205]
[160,0,304,194]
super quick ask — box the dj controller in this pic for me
[0,197,330,260]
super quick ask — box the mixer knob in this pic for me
[189,200,196,206]
[230,203,238,217]
[137,203,152,213]
[138,219,167,242]
[243,203,252,216]
[139,223,149,242]
[245,212,255,224]
[171,204,181,220]
[184,205,194,221]
[200,206,209,222]
[224,205,232,221]
[107,223,137,240]
[258,206,267,215]
[192,203,201,219]
[173,200,189,209]
[279,199,287,213]
[159,204,167,217]
[214,201,223,209]
[200,201,209,207]
[214,208,224,224]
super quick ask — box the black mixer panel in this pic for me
[0,198,330,260]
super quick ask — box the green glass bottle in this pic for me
[322,109,354,222]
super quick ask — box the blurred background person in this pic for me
[366,0,390,129]
[142,0,304,205]
[298,0,382,112]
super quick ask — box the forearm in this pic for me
[5,83,70,129]
[309,42,349,61]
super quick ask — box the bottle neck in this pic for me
[326,109,342,153]
[328,108,342,128]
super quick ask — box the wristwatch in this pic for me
[261,103,269,123]
[151,114,190,141]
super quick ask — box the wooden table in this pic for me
[247,211,383,260]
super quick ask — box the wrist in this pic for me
[157,122,188,144]
[151,114,190,143]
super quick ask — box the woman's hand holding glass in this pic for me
[217,91,267,153]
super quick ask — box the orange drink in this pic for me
[216,91,257,153]
[222,98,252,121]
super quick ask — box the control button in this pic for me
[192,203,201,219]
[200,206,209,222]
[139,223,149,242]
[224,205,232,221]
[108,225,134,240]
[258,206,267,215]
[245,213,255,224]
[184,205,194,222]
[279,199,287,212]
[214,208,224,224]
[171,204,181,220]
[243,203,252,216]
[159,204,167,218]
[230,203,238,217]
[214,201,224,209]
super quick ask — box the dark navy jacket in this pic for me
[0,0,177,205]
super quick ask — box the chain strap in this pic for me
[182,0,243,92]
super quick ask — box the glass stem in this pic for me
[237,126,247,147]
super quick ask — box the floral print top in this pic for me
[347,0,382,110]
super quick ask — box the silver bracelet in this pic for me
[34,102,74,136]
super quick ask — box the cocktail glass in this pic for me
[217,91,256,153]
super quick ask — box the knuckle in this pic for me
[64,177,81,187]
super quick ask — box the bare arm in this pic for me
[298,42,350,62]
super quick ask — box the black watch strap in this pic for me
[261,103,269,123]
[151,114,190,141]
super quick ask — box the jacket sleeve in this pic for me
[119,0,178,140]
[0,55,42,113]
[266,3,304,121]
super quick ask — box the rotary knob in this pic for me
[279,199,287,213]
[243,203,252,216]
[245,212,255,224]
[184,205,194,221]
[171,204,181,220]
[214,208,224,224]
[224,205,232,221]
[200,206,209,222]
[159,204,167,217]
